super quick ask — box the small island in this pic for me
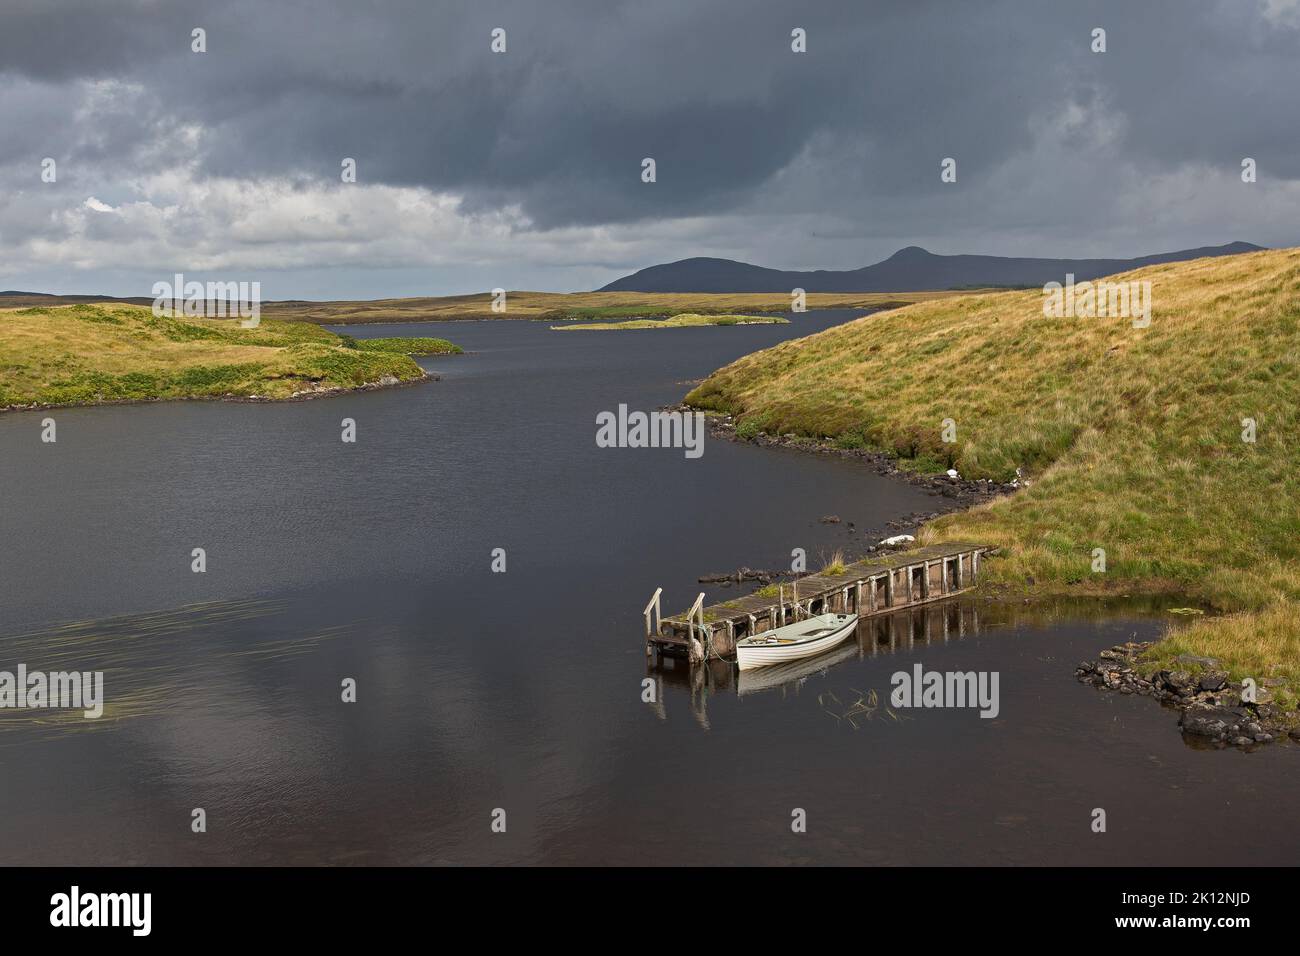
[0,302,460,411]
[551,312,789,331]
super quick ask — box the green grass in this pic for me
[685,246,1300,682]
[0,303,454,409]
[821,550,848,576]
[248,290,965,324]
[551,312,790,331]
[341,335,462,355]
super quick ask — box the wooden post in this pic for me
[854,580,863,617]
[973,549,980,580]
[643,586,663,656]
[884,571,894,608]
[643,587,663,639]
[922,562,931,601]
[685,592,706,662]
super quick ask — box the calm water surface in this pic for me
[1,311,1296,864]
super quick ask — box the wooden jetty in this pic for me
[643,542,993,663]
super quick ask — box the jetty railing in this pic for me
[646,542,992,663]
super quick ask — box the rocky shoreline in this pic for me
[685,407,1020,513]
[1076,641,1299,749]
[692,404,1300,749]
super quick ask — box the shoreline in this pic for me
[691,404,1300,743]
[690,405,1019,514]
[0,369,434,416]
[1077,641,1300,749]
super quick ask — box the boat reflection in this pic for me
[649,599,983,728]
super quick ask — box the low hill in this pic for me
[0,303,451,409]
[600,241,1264,293]
[686,246,1300,684]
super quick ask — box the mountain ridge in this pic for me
[598,241,1265,293]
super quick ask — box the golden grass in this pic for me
[686,247,1300,679]
[821,549,848,575]
[550,312,789,331]
[0,302,431,409]
[261,289,966,324]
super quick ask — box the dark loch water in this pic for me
[2,310,1297,865]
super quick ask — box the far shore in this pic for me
[0,302,459,413]
[0,289,969,324]
[551,312,790,331]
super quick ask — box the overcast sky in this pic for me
[2,0,1298,298]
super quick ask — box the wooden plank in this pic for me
[660,544,992,632]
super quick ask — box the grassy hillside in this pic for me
[686,247,1300,682]
[551,312,788,331]
[0,303,445,409]
[259,289,963,323]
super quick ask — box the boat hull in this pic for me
[735,613,859,671]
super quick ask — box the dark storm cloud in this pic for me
[4,0,1295,231]
[2,0,1300,299]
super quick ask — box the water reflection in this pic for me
[651,596,1205,732]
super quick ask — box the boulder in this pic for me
[1180,706,1240,738]
[1198,672,1228,692]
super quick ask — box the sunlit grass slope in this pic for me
[687,247,1300,679]
[0,303,440,409]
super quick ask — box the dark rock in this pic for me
[1198,673,1228,692]
[1180,706,1240,738]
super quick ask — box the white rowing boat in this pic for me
[736,639,860,696]
[735,612,858,671]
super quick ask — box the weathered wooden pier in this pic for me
[643,542,993,663]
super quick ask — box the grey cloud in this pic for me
[0,0,1297,294]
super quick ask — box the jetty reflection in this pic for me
[650,599,982,728]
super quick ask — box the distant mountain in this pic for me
[597,241,1266,293]
[0,291,153,307]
